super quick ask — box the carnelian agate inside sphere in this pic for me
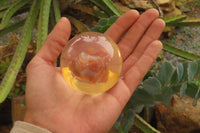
[60,32,122,95]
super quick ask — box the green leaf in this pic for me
[92,10,109,18]
[132,89,155,107]
[91,16,118,33]
[122,109,134,133]
[22,98,26,105]
[143,77,161,95]
[99,25,110,33]
[21,85,26,91]
[114,117,124,133]
[170,69,178,85]
[177,63,184,82]
[185,83,199,98]
[193,98,198,106]
[173,18,200,26]
[158,62,174,87]
[113,113,123,132]
[180,82,187,98]
[53,0,61,22]
[0,19,25,37]
[162,87,173,106]
[0,10,6,19]
[0,0,41,103]
[164,15,187,26]
[91,26,101,32]
[197,60,200,81]
[107,16,118,24]
[0,0,7,8]
[89,0,114,16]
[181,62,189,82]
[102,0,122,16]
[14,88,20,94]
[36,0,51,52]
[188,61,198,82]
[193,86,200,106]
[0,0,31,30]
[163,43,200,60]
[98,19,108,26]
[0,1,15,11]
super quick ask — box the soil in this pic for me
[162,4,200,66]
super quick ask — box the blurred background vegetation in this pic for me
[0,0,200,132]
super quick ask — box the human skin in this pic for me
[24,9,165,133]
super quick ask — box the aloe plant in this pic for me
[0,19,25,37]
[0,0,31,30]
[0,0,58,103]
[89,0,122,16]
[0,0,41,103]
[163,43,200,60]
[53,0,61,22]
[36,0,52,52]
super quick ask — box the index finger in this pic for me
[37,17,71,64]
[104,10,139,43]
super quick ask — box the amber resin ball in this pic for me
[60,32,122,94]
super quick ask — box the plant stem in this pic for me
[134,114,160,133]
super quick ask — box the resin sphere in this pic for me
[60,32,122,94]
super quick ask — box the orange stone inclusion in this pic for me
[60,32,122,94]
[69,47,110,83]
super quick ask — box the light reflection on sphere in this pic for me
[60,32,122,94]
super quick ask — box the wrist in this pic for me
[24,112,54,132]
[11,121,52,133]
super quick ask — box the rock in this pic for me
[120,0,153,9]
[155,94,200,133]
[114,2,130,13]
[156,0,173,5]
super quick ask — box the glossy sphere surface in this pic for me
[60,32,122,94]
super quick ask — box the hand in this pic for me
[24,9,165,133]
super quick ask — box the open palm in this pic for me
[24,9,165,133]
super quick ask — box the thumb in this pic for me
[37,17,71,64]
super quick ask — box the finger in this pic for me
[106,40,162,108]
[122,19,165,74]
[123,40,162,92]
[104,10,139,43]
[37,17,71,64]
[118,9,159,60]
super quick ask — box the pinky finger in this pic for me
[123,40,163,93]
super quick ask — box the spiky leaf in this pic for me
[0,0,31,30]
[163,43,200,60]
[0,0,41,103]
